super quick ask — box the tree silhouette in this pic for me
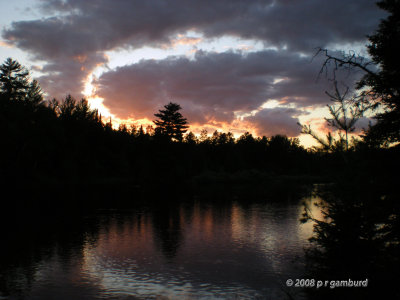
[361,0,400,145]
[325,81,368,151]
[315,0,400,146]
[184,131,197,144]
[0,58,43,105]
[299,80,369,152]
[301,180,400,300]
[154,102,188,141]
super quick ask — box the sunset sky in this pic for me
[0,0,386,146]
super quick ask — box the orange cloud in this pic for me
[73,55,88,63]
[172,35,202,46]
[0,40,12,48]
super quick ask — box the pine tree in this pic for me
[361,0,400,144]
[154,102,188,141]
[26,80,43,106]
[0,58,29,101]
[316,1,400,145]
[0,58,43,104]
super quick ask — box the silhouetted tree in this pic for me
[302,182,400,300]
[26,80,43,106]
[361,0,400,144]
[0,58,29,101]
[184,131,198,144]
[137,125,145,137]
[118,123,129,135]
[145,125,155,136]
[210,131,235,146]
[154,102,188,141]
[199,129,210,144]
[325,81,369,151]
[236,132,256,145]
[268,135,301,152]
[129,124,137,136]
[316,0,400,145]
[0,58,43,105]
[299,80,368,152]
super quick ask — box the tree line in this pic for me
[0,55,398,193]
[1,0,399,197]
[0,57,321,189]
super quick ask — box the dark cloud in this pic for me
[31,0,385,52]
[1,0,385,135]
[5,1,384,56]
[37,53,108,99]
[198,0,385,52]
[96,50,333,121]
[3,0,383,99]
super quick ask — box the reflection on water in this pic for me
[1,195,318,300]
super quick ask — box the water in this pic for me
[0,195,320,300]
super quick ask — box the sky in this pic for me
[0,0,387,146]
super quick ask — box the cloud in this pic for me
[34,0,385,53]
[169,35,202,48]
[7,0,383,54]
[95,50,334,121]
[3,0,383,99]
[354,116,375,132]
[1,0,385,135]
[211,0,385,51]
[244,107,303,137]
[0,40,12,48]
[3,1,384,60]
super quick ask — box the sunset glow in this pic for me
[83,73,114,118]
[0,0,385,147]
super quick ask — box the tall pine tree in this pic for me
[0,58,43,105]
[361,0,400,144]
[154,102,188,142]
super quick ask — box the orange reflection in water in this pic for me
[78,198,320,298]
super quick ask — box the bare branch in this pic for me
[315,48,377,80]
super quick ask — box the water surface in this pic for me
[1,195,319,299]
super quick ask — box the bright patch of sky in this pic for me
[325,41,370,57]
[104,32,266,72]
[0,0,42,72]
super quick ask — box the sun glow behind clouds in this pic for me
[80,39,332,147]
[83,72,114,119]
[81,33,275,133]
[83,70,156,130]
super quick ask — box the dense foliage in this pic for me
[362,0,400,144]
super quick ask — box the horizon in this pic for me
[0,0,386,147]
